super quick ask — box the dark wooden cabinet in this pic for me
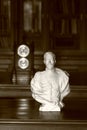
[0,0,14,49]
[47,0,80,50]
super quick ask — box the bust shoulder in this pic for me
[55,68,69,79]
[55,68,64,73]
[34,71,45,78]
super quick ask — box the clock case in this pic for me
[12,42,34,86]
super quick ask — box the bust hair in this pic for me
[44,51,56,60]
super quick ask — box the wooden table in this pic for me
[0,96,86,130]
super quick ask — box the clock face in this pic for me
[17,44,30,57]
[18,58,29,69]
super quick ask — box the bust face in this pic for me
[44,52,56,70]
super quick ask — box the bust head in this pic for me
[43,52,56,70]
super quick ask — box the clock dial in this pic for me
[17,44,30,57]
[18,58,29,69]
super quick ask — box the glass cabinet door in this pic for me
[23,0,42,33]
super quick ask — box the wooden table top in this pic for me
[0,97,86,124]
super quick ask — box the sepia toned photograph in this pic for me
[0,0,87,129]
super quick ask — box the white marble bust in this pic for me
[31,52,70,111]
